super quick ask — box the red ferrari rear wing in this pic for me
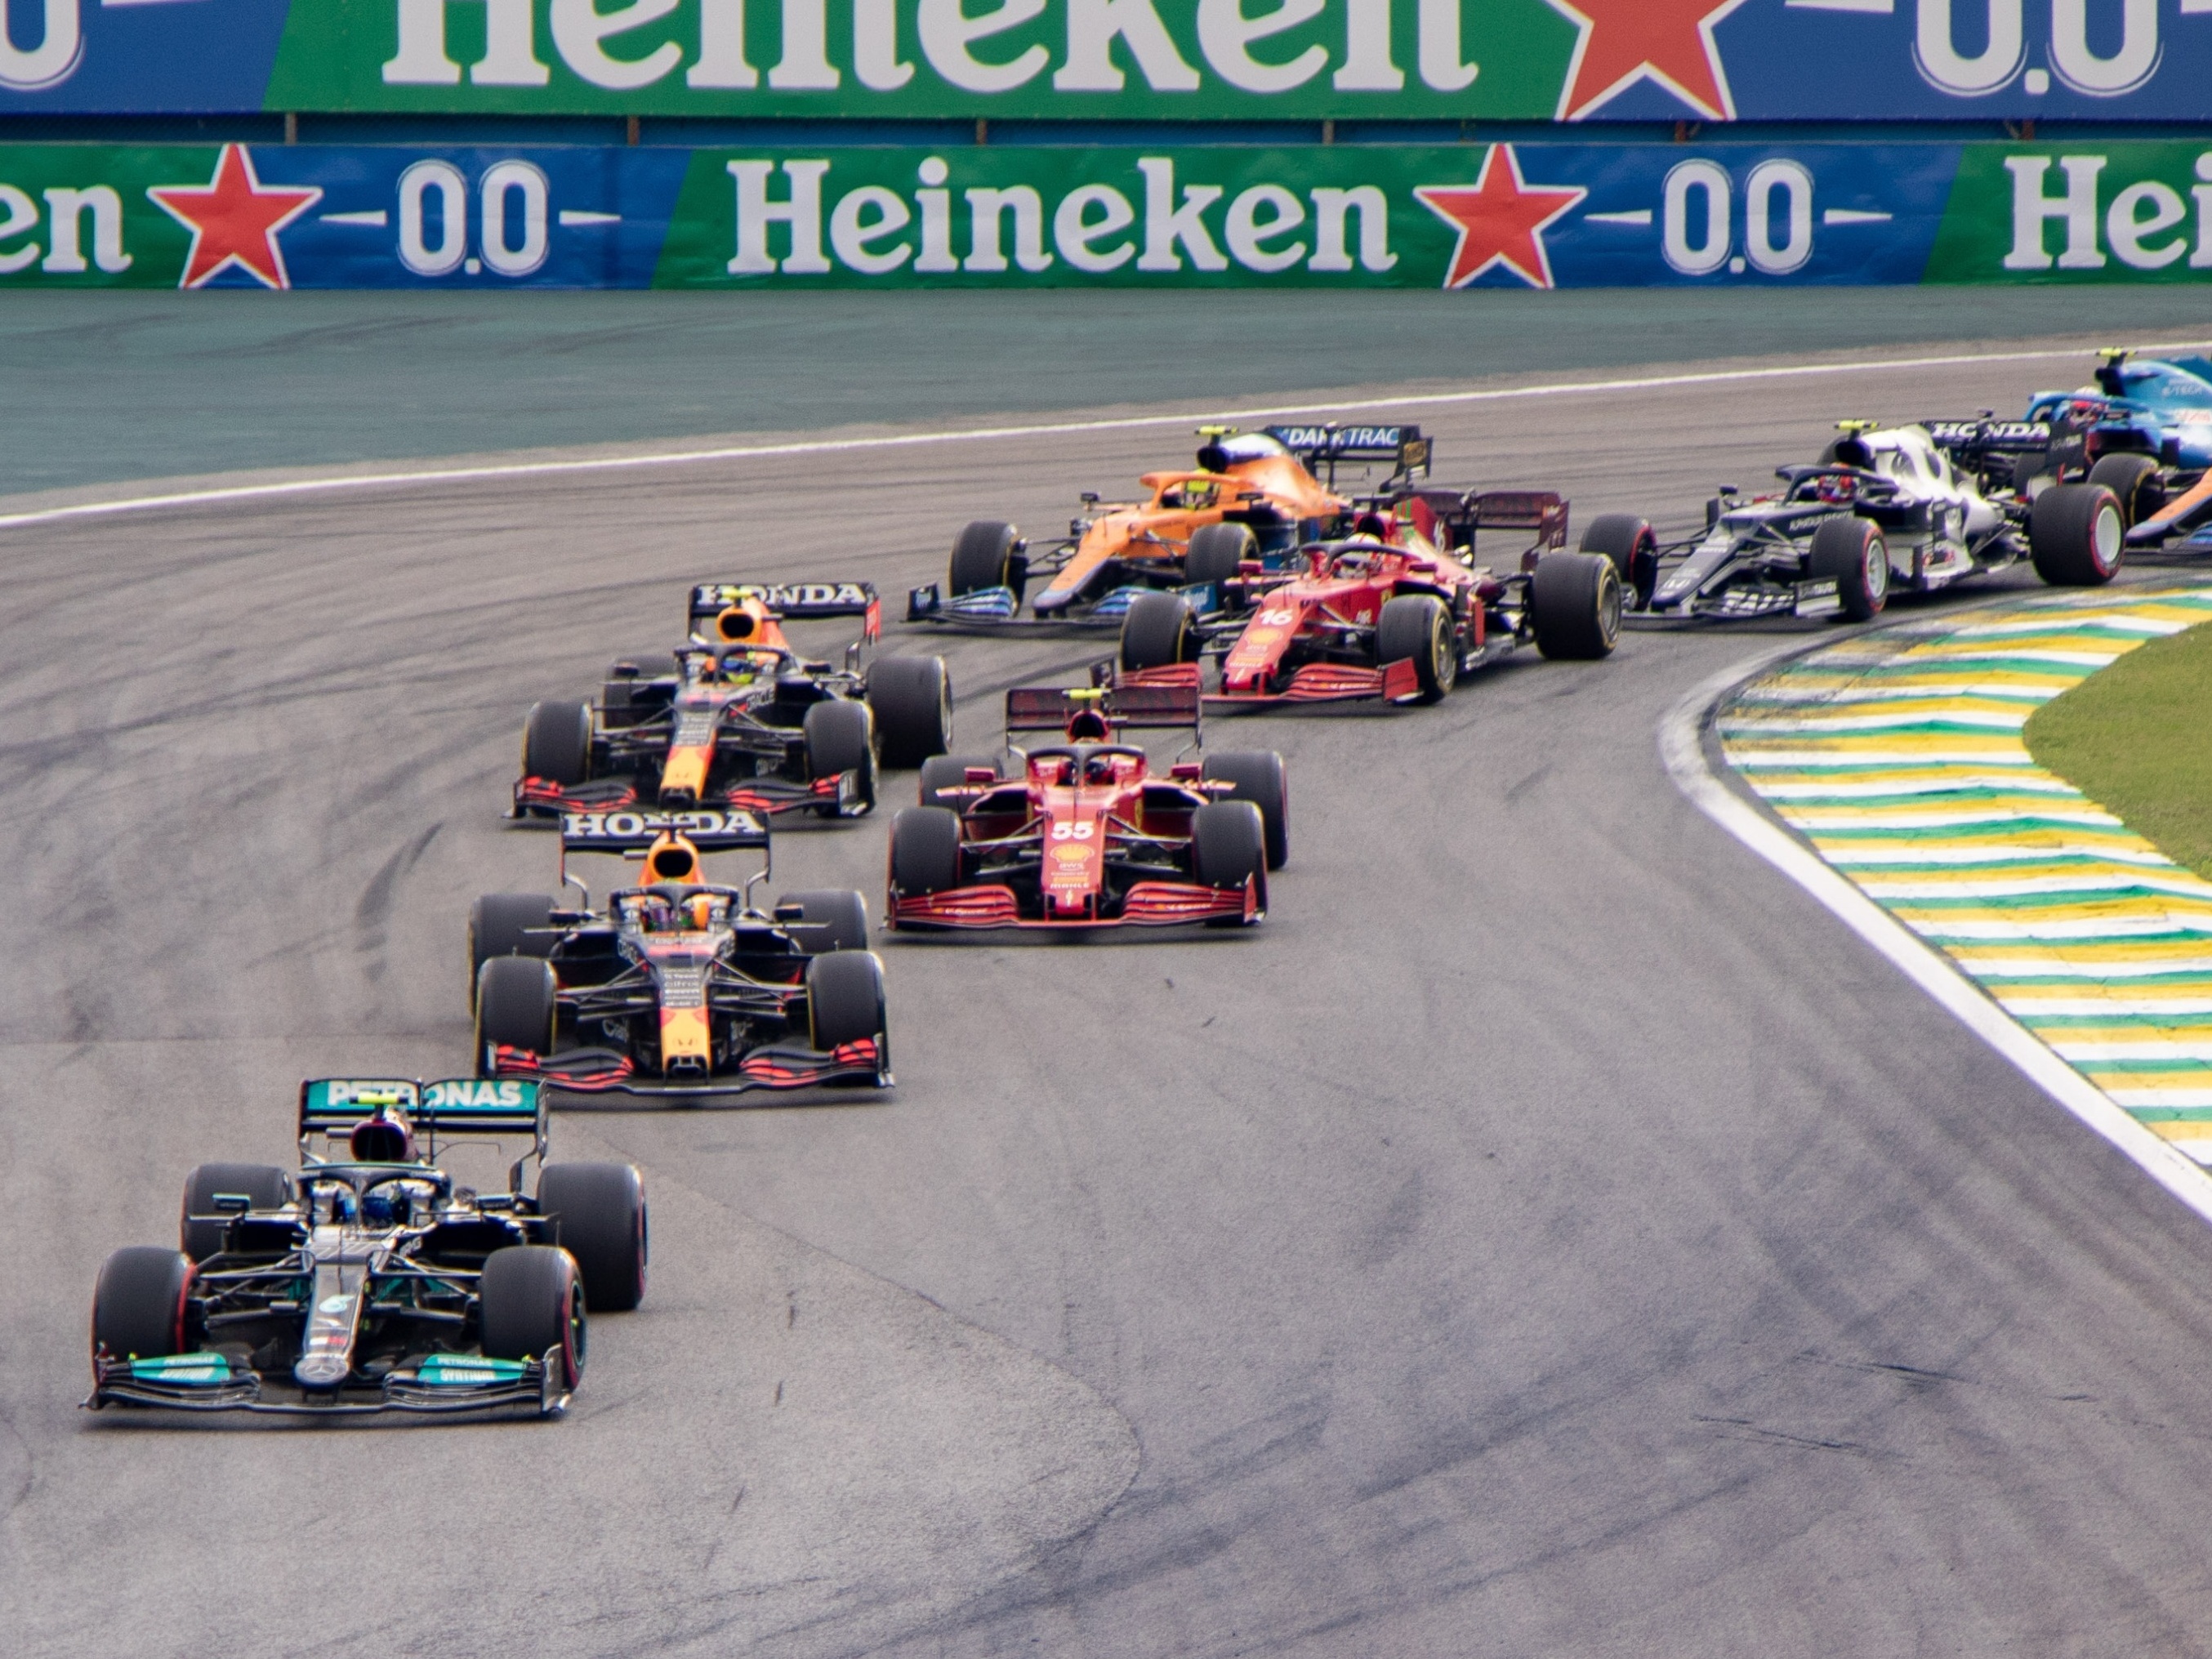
[1004,674,1202,733]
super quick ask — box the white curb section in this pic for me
[1660,649,2212,1229]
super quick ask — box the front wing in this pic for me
[887,878,1258,930]
[514,770,859,819]
[86,1349,570,1417]
[490,1037,889,1096]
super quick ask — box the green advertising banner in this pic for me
[2,138,2209,291]
[266,0,1576,118]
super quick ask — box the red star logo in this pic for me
[1547,0,1750,122]
[1415,146,1587,291]
[146,145,322,290]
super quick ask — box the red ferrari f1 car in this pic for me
[1114,484,1621,706]
[884,678,1285,931]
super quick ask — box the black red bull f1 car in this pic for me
[87,1077,643,1419]
[885,677,1284,930]
[471,807,890,1097]
[515,581,951,821]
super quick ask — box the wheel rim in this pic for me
[2093,502,2123,572]
[1863,533,1889,603]
[564,1280,586,1386]
[1596,565,1622,644]
[1431,610,1454,689]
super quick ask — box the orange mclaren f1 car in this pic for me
[515,581,950,822]
[905,423,1431,630]
[1114,481,1621,707]
[885,679,1285,931]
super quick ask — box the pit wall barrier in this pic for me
[7,0,2212,123]
[16,137,2212,290]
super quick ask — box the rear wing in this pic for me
[560,806,769,854]
[1264,422,1430,486]
[690,581,881,640]
[1006,677,1202,733]
[299,1077,547,1180]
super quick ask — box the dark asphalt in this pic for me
[9,284,2212,493]
[7,344,2212,1656]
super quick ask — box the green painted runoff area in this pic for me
[12,285,2212,496]
[2026,614,2212,881]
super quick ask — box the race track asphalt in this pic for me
[10,341,2212,1657]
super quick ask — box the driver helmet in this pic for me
[361,1184,411,1227]
[685,894,717,930]
[349,1106,414,1165]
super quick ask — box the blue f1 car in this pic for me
[2025,349,2212,550]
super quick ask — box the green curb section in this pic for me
[1720,586,2212,1161]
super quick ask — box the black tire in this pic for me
[808,949,887,1051]
[1580,512,1657,605]
[866,656,952,770]
[522,698,591,787]
[2088,453,2164,527]
[890,805,962,895]
[803,698,876,810]
[778,889,869,953]
[1530,550,1625,659]
[92,1246,194,1367]
[949,520,1019,595]
[1807,516,1890,622]
[1191,800,1267,913]
[1375,593,1456,702]
[919,754,995,812]
[478,1244,585,1389]
[536,1163,647,1313]
[1120,590,1196,671]
[180,1163,290,1263]
[2030,482,2125,586]
[1204,751,1288,871]
[469,892,556,1010]
[475,957,556,1075]
[1183,522,1255,589]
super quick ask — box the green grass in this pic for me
[2024,617,2212,881]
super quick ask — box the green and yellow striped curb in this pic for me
[1719,584,2212,1162]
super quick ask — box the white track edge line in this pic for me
[1659,646,2212,1229]
[10,337,2211,536]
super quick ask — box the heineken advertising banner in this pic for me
[7,139,2212,288]
[7,0,2212,122]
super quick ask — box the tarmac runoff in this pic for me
[1719,586,2212,1166]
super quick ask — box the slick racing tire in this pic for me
[949,520,1020,596]
[1191,801,1267,924]
[180,1163,291,1263]
[1183,522,1256,590]
[1121,591,1197,672]
[475,957,557,1076]
[778,889,870,954]
[92,1246,194,1367]
[808,949,888,1053]
[1376,593,1456,702]
[890,805,962,896]
[537,1164,648,1313]
[2030,483,2125,587]
[1530,551,1625,659]
[522,698,592,787]
[2088,453,2165,528]
[866,656,952,770]
[803,699,877,812]
[1205,750,1289,871]
[469,893,557,1010]
[479,1245,585,1390]
[919,754,995,812]
[1807,516,1891,622]
[1579,513,1658,609]
[600,653,678,729]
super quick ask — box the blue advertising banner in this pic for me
[4,0,2212,122]
[0,136,2163,290]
